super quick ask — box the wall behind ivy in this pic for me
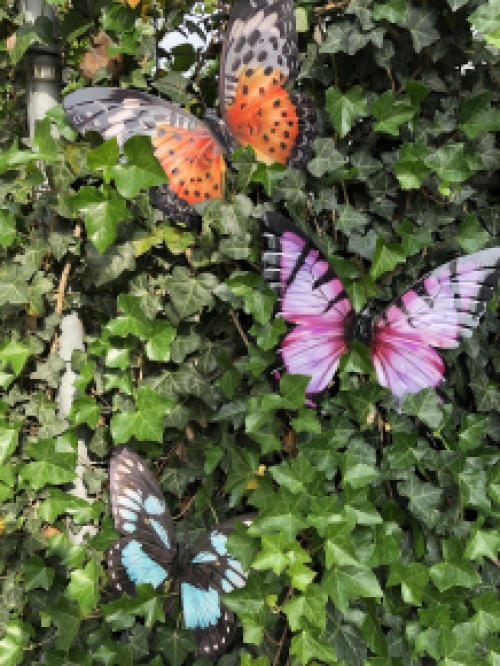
[1,0,500,665]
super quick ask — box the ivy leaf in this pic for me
[397,473,443,525]
[40,598,81,651]
[373,0,406,23]
[69,396,102,429]
[38,489,101,524]
[372,92,417,136]
[424,143,482,184]
[251,163,287,196]
[322,565,383,612]
[252,534,290,575]
[279,374,311,410]
[465,529,500,562]
[110,386,176,444]
[400,388,443,429]
[290,628,338,665]
[269,454,321,494]
[429,560,481,592]
[19,438,77,490]
[87,138,120,171]
[325,86,368,138]
[70,186,131,253]
[248,489,308,541]
[153,628,196,666]
[336,205,369,235]
[66,558,103,616]
[223,573,271,615]
[393,142,432,189]
[460,93,500,139]
[22,555,55,592]
[387,562,429,605]
[369,240,406,280]
[0,267,29,307]
[145,323,177,362]
[472,593,500,639]
[283,585,328,632]
[0,427,18,465]
[0,621,31,666]
[405,5,439,52]
[457,214,490,253]
[112,136,168,199]
[0,210,16,248]
[458,413,489,451]
[164,267,218,320]
[92,641,133,666]
[308,138,346,177]
[326,605,367,666]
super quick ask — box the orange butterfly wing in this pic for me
[152,124,225,205]
[223,68,299,166]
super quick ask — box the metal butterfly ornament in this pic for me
[63,0,319,224]
[262,211,500,402]
[107,446,255,658]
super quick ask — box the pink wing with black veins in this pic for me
[371,248,500,400]
[262,212,353,396]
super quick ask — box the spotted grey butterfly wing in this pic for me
[219,0,319,168]
[371,248,500,400]
[107,446,176,596]
[63,87,225,223]
[180,514,256,658]
[262,211,353,398]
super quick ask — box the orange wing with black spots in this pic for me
[63,87,225,224]
[152,124,225,204]
[220,0,319,168]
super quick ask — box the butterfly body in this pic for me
[63,0,319,222]
[262,211,500,401]
[108,446,254,657]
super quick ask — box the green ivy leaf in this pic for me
[112,136,168,199]
[400,388,443,429]
[19,438,77,490]
[66,558,103,616]
[322,565,383,612]
[0,426,18,465]
[373,0,406,23]
[325,86,368,138]
[87,138,120,171]
[372,92,417,136]
[308,138,346,177]
[22,555,55,592]
[0,621,31,666]
[457,214,490,253]
[424,143,482,184]
[69,395,102,429]
[283,585,328,632]
[70,185,131,253]
[153,628,196,666]
[290,628,338,665]
[110,386,176,443]
[387,562,429,605]
[369,239,406,280]
[0,210,16,248]
[40,598,81,651]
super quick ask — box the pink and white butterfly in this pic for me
[262,211,500,401]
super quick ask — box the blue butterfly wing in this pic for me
[181,515,255,658]
[107,446,176,596]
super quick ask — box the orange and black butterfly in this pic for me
[63,0,319,224]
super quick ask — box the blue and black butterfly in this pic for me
[107,446,254,658]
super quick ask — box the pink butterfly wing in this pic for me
[262,212,353,396]
[371,248,500,400]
